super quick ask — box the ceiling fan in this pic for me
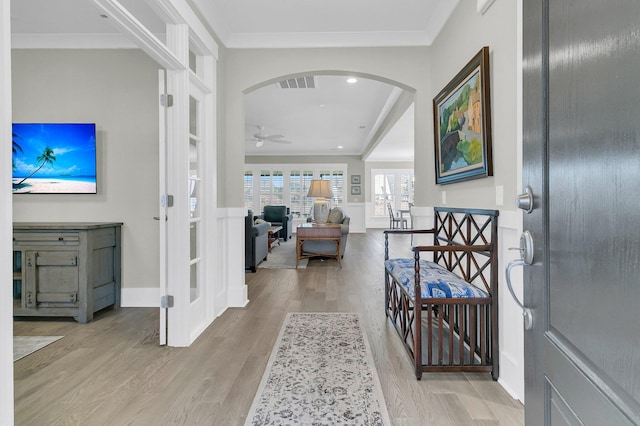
[246,125,293,147]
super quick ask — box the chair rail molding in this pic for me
[345,203,365,233]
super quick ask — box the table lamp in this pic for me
[307,179,334,224]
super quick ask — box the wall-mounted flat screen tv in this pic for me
[12,123,97,194]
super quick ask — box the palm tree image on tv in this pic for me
[15,146,56,185]
[12,123,97,194]
[12,132,23,170]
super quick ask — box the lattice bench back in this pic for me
[431,207,499,297]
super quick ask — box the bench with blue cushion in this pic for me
[385,258,489,299]
[384,207,499,380]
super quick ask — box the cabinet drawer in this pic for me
[14,232,80,246]
[36,252,78,266]
[37,292,77,304]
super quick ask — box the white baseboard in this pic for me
[121,287,160,307]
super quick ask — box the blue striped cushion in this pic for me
[385,258,488,299]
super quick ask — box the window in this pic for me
[244,164,348,215]
[320,170,344,208]
[372,169,414,215]
[400,173,413,210]
[259,170,271,211]
[258,170,284,211]
[290,170,314,218]
[244,171,253,209]
[272,171,284,206]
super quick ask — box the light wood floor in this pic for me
[14,230,524,425]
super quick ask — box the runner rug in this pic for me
[245,312,390,425]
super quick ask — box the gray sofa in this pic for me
[245,211,269,272]
[302,207,350,257]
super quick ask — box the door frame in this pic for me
[522,0,547,421]
[1,0,14,421]
[158,69,169,345]
[92,0,218,346]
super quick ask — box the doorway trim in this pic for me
[1,0,14,420]
[92,0,219,346]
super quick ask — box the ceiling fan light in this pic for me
[347,77,358,84]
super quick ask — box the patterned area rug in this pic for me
[258,238,308,269]
[245,313,390,425]
[14,336,63,361]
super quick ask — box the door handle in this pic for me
[153,215,168,221]
[506,230,534,330]
[516,185,534,213]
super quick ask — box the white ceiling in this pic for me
[9,0,461,162]
[192,0,459,49]
[244,75,413,160]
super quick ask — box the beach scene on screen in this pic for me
[12,123,97,194]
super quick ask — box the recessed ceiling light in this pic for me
[359,125,366,129]
[99,14,109,19]
[319,104,326,108]
[337,145,343,149]
[347,77,358,84]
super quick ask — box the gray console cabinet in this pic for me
[13,222,122,323]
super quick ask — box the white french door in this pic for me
[90,1,218,347]
[158,70,169,345]
[185,81,207,341]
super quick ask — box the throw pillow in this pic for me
[327,208,344,224]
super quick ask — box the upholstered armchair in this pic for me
[245,211,269,272]
[260,205,293,241]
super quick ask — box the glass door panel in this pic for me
[188,96,202,303]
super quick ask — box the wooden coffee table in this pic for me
[268,225,283,253]
[296,223,341,268]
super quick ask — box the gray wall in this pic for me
[222,46,431,208]
[219,1,517,212]
[12,49,160,290]
[428,0,518,209]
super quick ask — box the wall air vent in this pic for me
[278,76,316,89]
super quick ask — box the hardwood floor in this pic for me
[13,230,524,425]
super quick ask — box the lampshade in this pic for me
[306,179,333,199]
[307,179,333,223]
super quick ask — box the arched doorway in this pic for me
[242,71,416,230]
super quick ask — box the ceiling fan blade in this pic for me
[265,134,285,140]
[269,139,292,144]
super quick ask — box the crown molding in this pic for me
[11,33,143,49]
[225,30,435,49]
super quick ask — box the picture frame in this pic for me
[351,175,361,184]
[433,46,493,185]
[351,185,361,195]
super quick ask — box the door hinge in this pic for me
[160,295,174,308]
[160,94,174,107]
[161,194,174,208]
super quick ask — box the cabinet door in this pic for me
[24,250,79,307]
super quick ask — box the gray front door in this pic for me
[522,0,640,424]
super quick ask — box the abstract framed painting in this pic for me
[433,46,493,185]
